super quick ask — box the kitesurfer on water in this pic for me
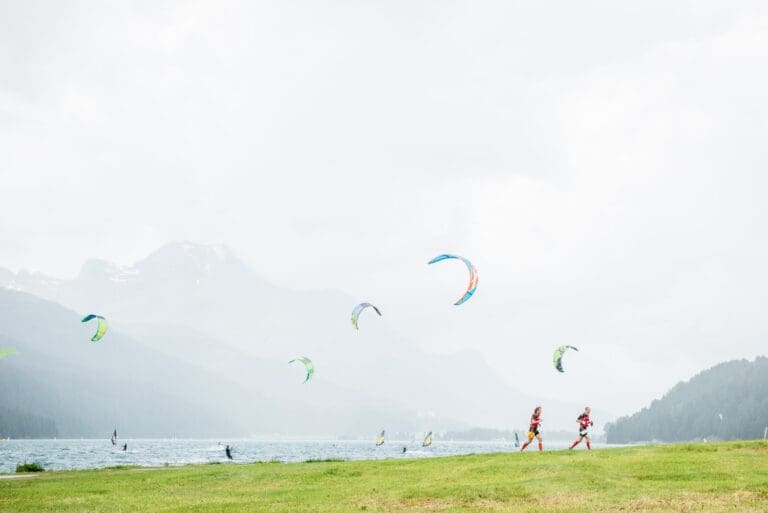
[520,406,543,452]
[122,443,127,451]
[569,407,593,450]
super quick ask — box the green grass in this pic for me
[2,442,768,512]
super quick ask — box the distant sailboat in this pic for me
[111,429,117,446]
[375,430,385,446]
[422,431,433,447]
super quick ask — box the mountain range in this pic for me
[0,242,587,438]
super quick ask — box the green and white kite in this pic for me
[289,357,315,384]
[552,345,578,373]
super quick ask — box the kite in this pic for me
[289,357,315,384]
[81,314,108,342]
[351,303,382,330]
[427,254,478,305]
[552,345,579,373]
[376,430,385,446]
[422,431,433,447]
[0,348,18,359]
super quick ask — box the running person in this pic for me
[520,406,543,452]
[569,407,593,450]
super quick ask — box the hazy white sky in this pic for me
[2,1,767,416]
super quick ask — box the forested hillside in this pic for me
[606,357,768,443]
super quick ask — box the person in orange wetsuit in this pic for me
[520,406,543,452]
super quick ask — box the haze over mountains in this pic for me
[0,242,591,438]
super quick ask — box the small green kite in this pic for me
[289,357,315,384]
[553,345,579,373]
[81,314,108,342]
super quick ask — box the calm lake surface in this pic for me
[0,439,618,473]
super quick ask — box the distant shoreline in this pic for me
[0,438,631,474]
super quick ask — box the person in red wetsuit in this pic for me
[569,407,594,450]
[520,406,543,452]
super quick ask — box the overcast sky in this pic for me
[2,1,767,417]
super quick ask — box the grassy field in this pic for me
[2,442,768,512]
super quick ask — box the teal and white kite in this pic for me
[351,303,382,330]
[428,254,478,305]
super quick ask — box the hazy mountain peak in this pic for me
[69,242,245,286]
[4,268,63,292]
[77,259,132,282]
[137,241,241,275]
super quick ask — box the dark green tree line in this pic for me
[606,357,768,443]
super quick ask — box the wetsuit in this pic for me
[528,414,542,439]
[577,413,591,437]
[521,413,543,452]
[570,413,593,450]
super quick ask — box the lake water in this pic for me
[0,439,615,473]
